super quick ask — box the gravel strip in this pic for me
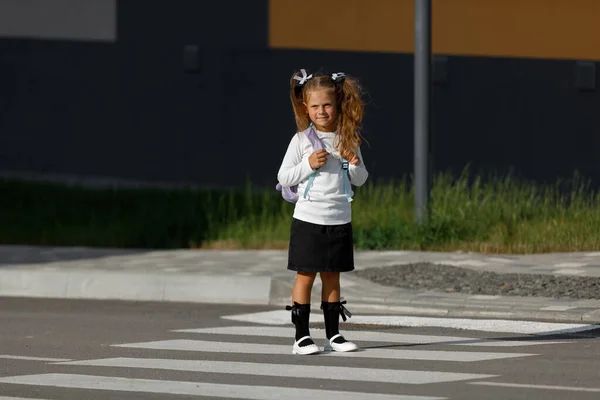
[352,263,600,300]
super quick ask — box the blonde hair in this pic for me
[289,71,365,160]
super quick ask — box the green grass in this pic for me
[2,171,600,253]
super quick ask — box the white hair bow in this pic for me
[293,69,313,86]
[331,72,346,82]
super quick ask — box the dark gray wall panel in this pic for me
[1,1,599,189]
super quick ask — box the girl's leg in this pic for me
[288,272,319,355]
[320,272,357,352]
[292,272,317,304]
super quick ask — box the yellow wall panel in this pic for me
[269,0,600,60]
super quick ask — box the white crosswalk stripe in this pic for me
[220,310,598,335]
[55,357,497,384]
[112,338,536,362]
[0,374,445,400]
[172,325,559,347]
[0,397,53,400]
[0,355,72,362]
[0,322,558,399]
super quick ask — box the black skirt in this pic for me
[287,218,355,273]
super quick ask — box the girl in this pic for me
[277,69,369,355]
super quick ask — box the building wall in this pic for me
[0,0,598,188]
[0,0,116,42]
[270,0,600,60]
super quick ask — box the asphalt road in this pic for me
[1,298,599,400]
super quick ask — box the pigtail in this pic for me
[290,71,311,131]
[336,76,365,161]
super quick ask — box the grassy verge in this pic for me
[1,172,599,253]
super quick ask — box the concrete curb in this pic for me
[0,269,272,305]
[1,264,599,325]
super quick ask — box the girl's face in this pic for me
[304,89,338,132]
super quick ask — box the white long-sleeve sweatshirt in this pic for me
[277,129,369,225]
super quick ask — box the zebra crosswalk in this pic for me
[0,322,560,399]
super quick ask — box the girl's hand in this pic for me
[309,149,329,170]
[348,153,360,166]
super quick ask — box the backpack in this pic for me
[276,124,353,203]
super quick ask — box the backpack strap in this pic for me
[304,123,324,151]
[302,124,323,200]
[303,172,317,199]
[341,158,353,202]
[336,132,353,203]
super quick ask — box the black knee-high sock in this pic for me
[286,302,314,345]
[321,301,349,344]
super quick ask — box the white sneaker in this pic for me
[292,336,320,355]
[324,334,359,352]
